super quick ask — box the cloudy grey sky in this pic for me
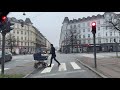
[7,12,120,47]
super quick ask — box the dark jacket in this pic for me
[50,47,56,57]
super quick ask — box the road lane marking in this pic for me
[58,63,66,71]
[70,62,81,69]
[34,70,86,78]
[0,68,10,71]
[41,64,54,73]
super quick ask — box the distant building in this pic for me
[59,12,120,53]
[0,17,51,54]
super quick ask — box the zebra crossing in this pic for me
[40,62,82,74]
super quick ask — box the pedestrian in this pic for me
[48,44,61,67]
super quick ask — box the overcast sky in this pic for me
[7,12,120,47]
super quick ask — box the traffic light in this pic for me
[91,22,96,34]
[0,16,7,32]
[0,12,9,22]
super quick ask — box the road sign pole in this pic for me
[93,33,97,68]
[1,32,6,75]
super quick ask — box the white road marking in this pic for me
[0,68,10,71]
[58,63,66,71]
[70,62,81,69]
[34,70,86,78]
[16,60,32,62]
[41,64,54,73]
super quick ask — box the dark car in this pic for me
[0,51,12,63]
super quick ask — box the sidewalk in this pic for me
[76,54,120,78]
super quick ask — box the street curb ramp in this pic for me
[77,59,108,78]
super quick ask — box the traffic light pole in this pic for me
[1,31,6,75]
[93,33,97,68]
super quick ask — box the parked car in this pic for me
[0,51,12,63]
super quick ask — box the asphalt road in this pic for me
[0,54,34,74]
[27,53,100,78]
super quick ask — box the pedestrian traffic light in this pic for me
[91,22,96,34]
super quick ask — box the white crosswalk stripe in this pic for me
[40,62,81,74]
[70,62,81,69]
[58,63,66,71]
[41,64,54,73]
[0,68,10,72]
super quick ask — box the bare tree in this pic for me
[63,29,79,53]
[104,12,120,31]
[6,33,16,53]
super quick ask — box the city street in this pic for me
[27,53,100,78]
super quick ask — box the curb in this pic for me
[23,69,36,78]
[77,59,108,78]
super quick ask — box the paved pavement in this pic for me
[27,53,100,78]
[75,52,120,78]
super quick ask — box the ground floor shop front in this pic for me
[61,43,120,53]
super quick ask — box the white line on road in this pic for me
[41,64,54,73]
[58,63,67,71]
[0,68,10,72]
[34,70,86,78]
[70,62,81,69]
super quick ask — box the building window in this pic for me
[98,27,100,31]
[83,35,85,38]
[83,29,85,32]
[79,40,81,44]
[88,28,90,32]
[98,33,100,37]
[83,23,85,27]
[25,37,26,40]
[88,34,90,38]
[79,35,81,38]
[70,25,72,29]
[21,42,23,46]
[74,25,76,28]
[13,30,15,33]
[97,20,100,24]
[78,24,80,28]
[83,40,86,44]
[21,37,23,40]
[98,39,101,44]
[25,32,26,35]
[25,42,26,46]
[106,39,108,43]
[17,30,19,34]
[88,40,90,44]
[110,38,112,43]
[110,32,112,36]
[21,31,23,34]
[106,32,107,36]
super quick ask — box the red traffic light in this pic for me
[91,22,96,34]
[1,16,7,22]
[92,22,96,26]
